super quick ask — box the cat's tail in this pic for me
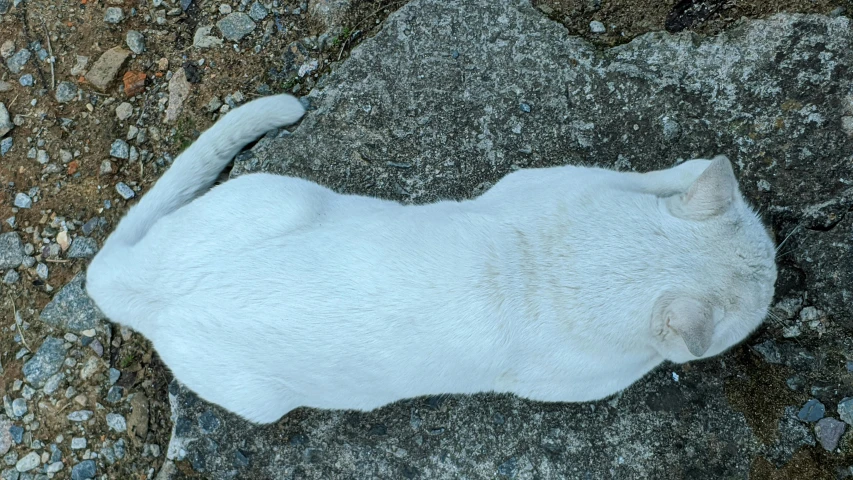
[102,94,305,248]
[86,95,304,331]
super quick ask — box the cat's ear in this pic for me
[663,297,714,357]
[670,155,737,220]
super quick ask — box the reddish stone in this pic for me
[67,161,79,175]
[123,71,146,97]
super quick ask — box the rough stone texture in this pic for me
[85,47,131,91]
[815,417,846,451]
[126,30,145,54]
[163,1,853,478]
[193,25,224,49]
[55,81,79,103]
[0,102,12,137]
[15,451,39,472]
[39,273,104,333]
[103,6,124,24]
[67,236,99,258]
[216,13,256,42]
[71,459,96,480]
[165,67,191,123]
[0,419,11,456]
[123,70,147,97]
[308,0,351,31]
[840,397,853,425]
[13,192,31,209]
[22,337,66,388]
[0,232,24,269]
[5,48,29,74]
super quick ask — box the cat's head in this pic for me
[650,155,777,364]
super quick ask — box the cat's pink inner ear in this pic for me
[667,297,714,357]
[680,155,737,219]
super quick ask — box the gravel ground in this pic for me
[0,0,851,479]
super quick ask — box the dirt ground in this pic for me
[0,0,850,478]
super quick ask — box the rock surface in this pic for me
[39,273,104,333]
[161,1,853,479]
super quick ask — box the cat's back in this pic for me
[119,173,503,333]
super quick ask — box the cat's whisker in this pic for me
[775,248,797,259]
[775,221,804,254]
[765,311,786,328]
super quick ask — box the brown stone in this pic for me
[123,71,146,97]
[85,47,131,91]
[126,393,150,445]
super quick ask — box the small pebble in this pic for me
[106,386,123,403]
[67,410,93,422]
[249,1,267,21]
[71,438,87,450]
[115,102,133,121]
[6,49,30,74]
[18,74,33,87]
[67,237,98,259]
[55,81,78,103]
[15,451,39,472]
[126,30,145,54]
[106,413,127,432]
[0,138,12,156]
[71,459,96,480]
[79,356,101,380]
[108,368,121,385]
[797,398,825,422]
[110,139,130,159]
[3,270,19,284]
[35,263,48,280]
[217,12,256,41]
[89,339,104,357]
[839,397,853,425]
[144,443,162,458]
[104,7,124,23]
[0,40,13,58]
[10,398,26,417]
[815,417,846,451]
[9,426,22,444]
[43,372,64,395]
[70,56,89,76]
[590,20,606,33]
[116,182,135,200]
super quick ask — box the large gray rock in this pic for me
[39,273,105,333]
[163,1,853,478]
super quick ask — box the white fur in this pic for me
[86,94,777,424]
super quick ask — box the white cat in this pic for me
[86,94,777,424]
